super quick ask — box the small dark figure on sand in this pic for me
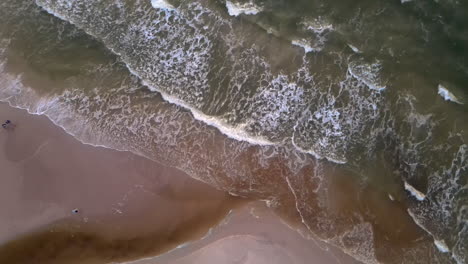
[2,120,13,130]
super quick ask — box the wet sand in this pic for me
[0,103,246,263]
[0,103,363,264]
[131,202,360,264]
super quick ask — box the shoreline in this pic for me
[130,202,360,264]
[0,102,246,263]
[0,102,358,264]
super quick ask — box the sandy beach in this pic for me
[0,103,245,263]
[0,103,358,264]
[133,201,360,264]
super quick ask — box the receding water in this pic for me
[0,0,467,263]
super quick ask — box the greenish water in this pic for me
[0,0,467,263]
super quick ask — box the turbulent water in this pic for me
[0,0,467,263]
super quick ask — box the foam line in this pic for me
[150,0,175,10]
[438,84,463,105]
[34,1,355,166]
[404,181,426,201]
[291,40,315,54]
[225,1,262,17]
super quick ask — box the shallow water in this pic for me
[0,0,467,263]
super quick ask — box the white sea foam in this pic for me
[0,60,125,153]
[150,0,175,10]
[348,62,386,91]
[434,239,450,253]
[33,1,334,171]
[293,19,333,54]
[249,72,307,134]
[407,210,452,255]
[347,44,361,53]
[303,19,334,35]
[225,1,262,16]
[127,67,275,147]
[291,39,315,54]
[289,60,385,165]
[35,0,375,168]
[438,84,463,104]
[404,181,426,201]
[291,134,347,164]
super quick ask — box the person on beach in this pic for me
[2,120,13,130]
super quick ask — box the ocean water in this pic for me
[0,0,467,263]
